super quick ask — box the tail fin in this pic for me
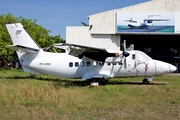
[6,23,43,74]
[6,23,41,50]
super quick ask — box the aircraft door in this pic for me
[135,51,146,76]
[126,52,136,76]
[135,51,155,77]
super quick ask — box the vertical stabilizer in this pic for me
[6,23,40,49]
[6,23,43,74]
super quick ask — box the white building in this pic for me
[66,0,180,72]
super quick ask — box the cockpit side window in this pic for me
[132,54,135,60]
[80,62,85,67]
[135,50,152,65]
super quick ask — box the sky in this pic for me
[0,0,150,39]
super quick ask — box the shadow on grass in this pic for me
[108,81,166,85]
[3,75,91,88]
[52,80,166,89]
[3,75,166,88]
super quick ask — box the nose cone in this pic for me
[168,64,177,73]
[155,60,177,75]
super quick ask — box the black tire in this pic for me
[143,79,149,84]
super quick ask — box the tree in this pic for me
[0,13,65,68]
[81,22,89,26]
[0,13,16,67]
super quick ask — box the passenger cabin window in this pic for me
[69,62,73,67]
[80,62,85,67]
[93,61,97,66]
[118,62,122,65]
[86,61,91,66]
[75,62,79,67]
[113,63,117,65]
[99,62,104,66]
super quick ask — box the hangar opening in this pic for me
[121,35,180,72]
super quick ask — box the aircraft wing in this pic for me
[124,20,137,22]
[5,45,40,53]
[53,43,119,62]
[144,19,170,21]
[124,20,131,22]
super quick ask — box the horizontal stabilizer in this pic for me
[5,45,40,53]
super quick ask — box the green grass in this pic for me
[0,69,180,119]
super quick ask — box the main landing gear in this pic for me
[142,79,149,84]
[142,76,152,84]
[90,78,108,87]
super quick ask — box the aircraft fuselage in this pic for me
[21,50,176,80]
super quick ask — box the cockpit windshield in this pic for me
[135,50,152,65]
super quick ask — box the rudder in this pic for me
[6,23,41,49]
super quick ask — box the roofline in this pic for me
[88,0,153,18]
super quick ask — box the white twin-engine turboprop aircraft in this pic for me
[5,23,177,84]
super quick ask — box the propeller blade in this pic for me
[121,44,125,57]
[121,40,130,68]
[123,40,126,52]
[121,43,130,58]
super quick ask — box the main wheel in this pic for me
[90,78,108,85]
[142,79,149,84]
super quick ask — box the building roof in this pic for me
[89,0,180,18]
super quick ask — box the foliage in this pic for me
[0,13,65,68]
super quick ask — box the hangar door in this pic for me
[121,35,180,72]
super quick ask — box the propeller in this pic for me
[124,17,133,22]
[121,40,130,68]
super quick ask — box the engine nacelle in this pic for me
[104,57,122,63]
